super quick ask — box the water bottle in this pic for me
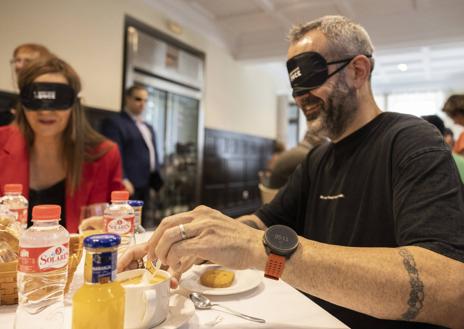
[103,191,135,254]
[1,184,28,230]
[15,205,69,329]
[128,200,145,234]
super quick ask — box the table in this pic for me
[0,232,349,329]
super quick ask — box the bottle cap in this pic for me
[4,184,23,193]
[111,190,129,201]
[32,205,61,220]
[128,200,144,207]
[84,233,121,249]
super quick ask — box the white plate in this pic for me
[154,294,195,329]
[180,265,262,296]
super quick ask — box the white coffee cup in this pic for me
[117,268,171,329]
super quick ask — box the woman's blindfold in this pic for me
[287,51,372,97]
[20,83,77,110]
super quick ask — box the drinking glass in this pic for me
[78,203,109,236]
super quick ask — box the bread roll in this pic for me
[200,269,235,288]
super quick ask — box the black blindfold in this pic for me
[20,83,77,110]
[287,51,372,97]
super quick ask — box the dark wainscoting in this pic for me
[84,107,119,131]
[0,90,16,110]
[202,128,273,218]
[0,90,17,126]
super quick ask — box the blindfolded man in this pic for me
[120,15,464,328]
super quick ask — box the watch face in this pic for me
[264,225,299,256]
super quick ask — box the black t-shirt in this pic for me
[256,112,464,328]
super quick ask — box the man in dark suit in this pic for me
[101,85,163,227]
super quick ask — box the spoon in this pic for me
[142,258,162,284]
[189,292,266,323]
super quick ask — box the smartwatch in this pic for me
[262,225,299,280]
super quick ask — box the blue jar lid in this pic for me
[84,233,121,249]
[128,200,144,207]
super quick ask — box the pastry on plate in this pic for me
[200,268,235,288]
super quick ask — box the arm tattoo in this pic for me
[399,248,424,321]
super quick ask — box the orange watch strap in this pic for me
[264,253,286,280]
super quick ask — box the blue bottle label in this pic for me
[86,251,117,284]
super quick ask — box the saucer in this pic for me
[153,294,195,329]
[180,264,263,296]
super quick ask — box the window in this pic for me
[374,91,446,117]
[386,91,445,116]
[286,103,300,148]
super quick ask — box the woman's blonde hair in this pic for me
[13,43,51,58]
[16,56,108,193]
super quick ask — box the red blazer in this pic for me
[0,125,124,233]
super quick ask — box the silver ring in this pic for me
[179,224,188,240]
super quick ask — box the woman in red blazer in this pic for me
[0,56,124,233]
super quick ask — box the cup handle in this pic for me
[140,289,157,328]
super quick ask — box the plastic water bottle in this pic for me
[128,200,145,234]
[103,191,135,254]
[1,184,28,230]
[15,205,69,329]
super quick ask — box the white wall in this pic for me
[203,50,277,137]
[0,0,277,139]
[0,0,125,111]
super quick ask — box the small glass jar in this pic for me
[72,233,125,329]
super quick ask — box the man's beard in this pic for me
[300,74,358,140]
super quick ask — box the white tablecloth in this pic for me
[0,232,349,329]
[181,275,349,329]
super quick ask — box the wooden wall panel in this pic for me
[202,128,273,217]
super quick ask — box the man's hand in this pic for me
[117,243,179,288]
[122,178,135,195]
[117,243,149,272]
[78,216,103,233]
[147,205,265,275]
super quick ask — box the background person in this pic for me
[11,43,52,77]
[0,56,124,233]
[266,139,286,171]
[422,115,464,182]
[101,85,163,227]
[268,130,324,189]
[442,94,464,155]
[120,15,464,329]
[0,43,53,126]
[444,127,455,148]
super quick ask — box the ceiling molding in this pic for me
[144,0,228,49]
